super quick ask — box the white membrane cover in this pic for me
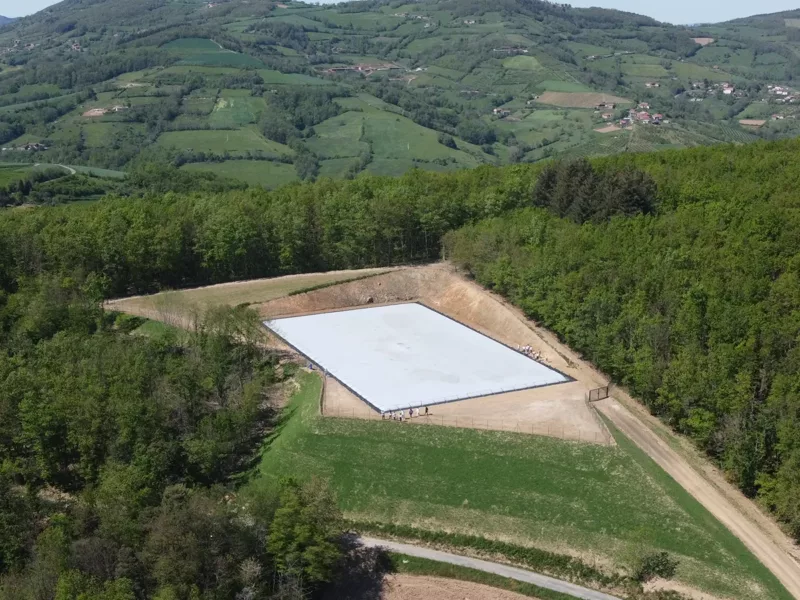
[266,303,568,411]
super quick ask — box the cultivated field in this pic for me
[536,92,632,108]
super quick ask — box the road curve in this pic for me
[360,536,622,600]
[595,398,800,599]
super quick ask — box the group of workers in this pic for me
[519,345,542,360]
[382,406,429,421]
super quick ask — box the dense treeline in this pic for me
[0,159,662,297]
[444,139,800,541]
[532,158,656,223]
[0,277,346,599]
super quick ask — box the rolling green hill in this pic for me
[2,0,800,186]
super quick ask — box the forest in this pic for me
[3,137,800,599]
[0,278,348,599]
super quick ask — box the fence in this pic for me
[586,386,610,402]
[324,406,613,446]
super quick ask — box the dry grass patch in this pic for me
[105,268,393,325]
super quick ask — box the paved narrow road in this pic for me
[360,537,622,600]
[596,398,800,599]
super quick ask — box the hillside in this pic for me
[1,0,800,188]
[0,17,14,26]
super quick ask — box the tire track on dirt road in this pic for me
[595,398,800,599]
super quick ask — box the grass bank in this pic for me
[242,371,790,600]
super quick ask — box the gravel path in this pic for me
[360,537,621,600]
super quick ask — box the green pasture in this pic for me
[0,164,33,186]
[162,37,264,68]
[671,62,731,81]
[362,111,479,166]
[244,371,791,600]
[318,158,360,179]
[156,128,291,155]
[305,112,370,159]
[502,55,542,70]
[180,160,297,188]
[208,95,266,128]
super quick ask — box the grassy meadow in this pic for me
[244,371,791,600]
[180,160,297,188]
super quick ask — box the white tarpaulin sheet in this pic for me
[265,303,569,412]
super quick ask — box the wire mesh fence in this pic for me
[324,406,613,446]
[586,386,610,402]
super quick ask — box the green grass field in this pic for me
[162,37,264,68]
[305,112,370,158]
[244,371,791,600]
[502,55,542,70]
[157,128,291,155]
[208,95,266,128]
[0,164,32,186]
[181,160,297,188]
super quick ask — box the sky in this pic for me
[0,0,799,23]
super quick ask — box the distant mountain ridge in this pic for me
[0,0,799,183]
[0,16,15,26]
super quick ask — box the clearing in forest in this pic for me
[265,303,569,412]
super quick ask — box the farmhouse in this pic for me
[601,112,614,120]
[645,82,660,88]
[492,107,511,117]
[595,101,616,109]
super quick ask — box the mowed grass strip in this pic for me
[245,371,791,600]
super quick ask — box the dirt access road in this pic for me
[596,399,800,599]
[361,537,621,600]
